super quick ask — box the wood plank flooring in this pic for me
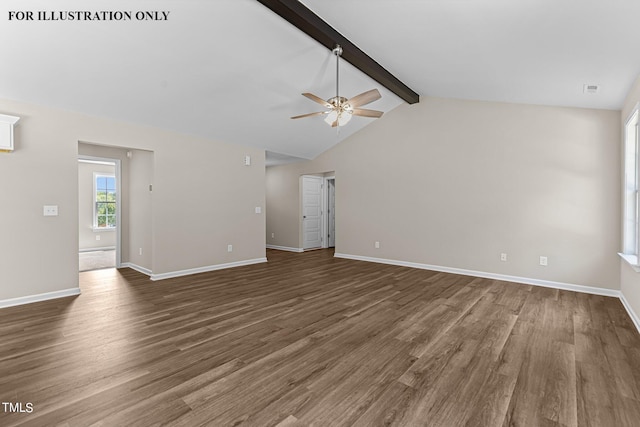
[1,249,639,426]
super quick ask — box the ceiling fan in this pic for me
[291,44,384,127]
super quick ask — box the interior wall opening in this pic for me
[78,157,120,272]
[300,172,336,251]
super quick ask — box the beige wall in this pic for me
[620,75,640,318]
[0,97,265,301]
[78,161,116,251]
[267,97,621,290]
[266,165,301,248]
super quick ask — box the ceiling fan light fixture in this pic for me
[338,111,352,126]
[323,97,353,127]
[324,110,353,127]
[324,110,338,125]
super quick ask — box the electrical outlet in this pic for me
[539,256,548,266]
[228,244,233,252]
[375,241,380,249]
[43,205,58,216]
[139,248,143,256]
[271,233,274,239]
[500,253,507,261]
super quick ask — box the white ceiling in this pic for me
[2,0,639,160]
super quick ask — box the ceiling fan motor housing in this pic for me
[328,96,351,109]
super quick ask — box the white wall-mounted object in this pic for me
[0,114,20,151]
[244,155,251,166]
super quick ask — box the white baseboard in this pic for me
[121,262,153,277]
[266,245,304,253]
[620,292,640,334]
[333,253,620,298]
[0,288,81,309]
[150,258,268,281]
[79,246,116,253]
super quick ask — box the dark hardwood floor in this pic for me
[1,249,640,426]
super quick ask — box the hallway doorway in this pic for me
[78,157,121,271]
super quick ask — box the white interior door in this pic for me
[328,179,335,248]
[302,175,322,249]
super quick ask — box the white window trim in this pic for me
[93,172,116,231]
[622,103,640,271]
[619,253,640,272]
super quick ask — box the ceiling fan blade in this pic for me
[351,108,384,118]
[302,93,332,108]
[347,89,381,108]
[291,111,328,120]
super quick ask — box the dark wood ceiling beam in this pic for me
[256,0,420,104]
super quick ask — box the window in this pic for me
[94,174,116,229]
[622,105,640,268]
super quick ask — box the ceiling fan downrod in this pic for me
[333,44,343,110]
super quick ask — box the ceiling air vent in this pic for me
[583,84,600,94]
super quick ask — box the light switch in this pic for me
[43,205,58,216]
[255,206,261,214]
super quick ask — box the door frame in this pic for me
[323,176,335,249]
[78,155,122,268]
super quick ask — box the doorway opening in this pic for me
[301,173,336,251]
[78,156,121,272]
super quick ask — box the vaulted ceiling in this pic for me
[2,0,639,161]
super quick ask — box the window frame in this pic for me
[93,172,117,231]
[621,103,640,271]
